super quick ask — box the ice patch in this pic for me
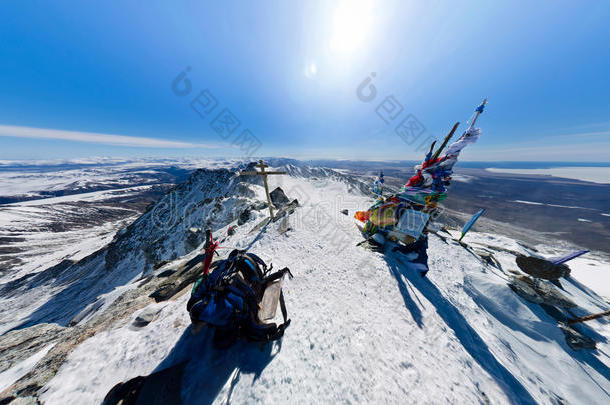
[512,200,595,210]
[487,167,610,184]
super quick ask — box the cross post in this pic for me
[239,160,286,219]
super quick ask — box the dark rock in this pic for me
[153,260,169,270]
[149,284,175,302]
[156,269,176,278]
[508,275,576,308]
[0,396,16,405]
[149,260,202,303]
[516,255,571,280]
[270,187,290,208]
[179,254,205,275]
[184,227,203,253]
[341,209,349,215]
[508,276,544,304]
[132,307,162,328]
[539,304,568,322]
[252,202,268,211]
[560,323,597,350]
[471,248,502,270]
[272,199,299,222]
[137,275,154,288]
[238,208,251,225]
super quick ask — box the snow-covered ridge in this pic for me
[0,163,609,404]
[0,165,265,334]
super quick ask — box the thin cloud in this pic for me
[0,124,220,149]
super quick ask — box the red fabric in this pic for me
[354,210,370,222]
[405,157,445,187]
[202,233,219,275]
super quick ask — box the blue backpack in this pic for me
[187,249,292,345]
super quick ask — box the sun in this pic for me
[328,0,374,57]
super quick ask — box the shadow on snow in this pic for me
[103,325,280,405]
[384,254,538,405]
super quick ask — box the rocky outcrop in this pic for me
[237,208,251,225]
[508,275,576,308]
[272,199,299,222]
[516,255,571,280]
[0,164,277,403]
[184,227,203,253]
[131,306,164,328]
[270,187,290,208]
[0,252,206,403]
[559,323,597,350]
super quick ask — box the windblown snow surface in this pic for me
[1,164,609,404]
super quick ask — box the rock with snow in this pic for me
[156,269,176,278]
[560,323,597,350]
[237,208,251,225]
[508,275,577,308]
[184,227,203,253]
[272,199,299,222]
[270,187,290,208]
[131,306,163,328]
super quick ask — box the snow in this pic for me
[567,257,610,300]
[452,174,476,183]
[0,343,55,392]
[512,200,596,210]
[487,167,610,184]
[452,230,610,303]
[37,173,610,405]
[41,304,185,405]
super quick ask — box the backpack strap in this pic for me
[276,289,291,335]
[245,252,268,272]
[263,267,293,283]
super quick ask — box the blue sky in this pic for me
[1,1,609,161]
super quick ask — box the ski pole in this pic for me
[567,310,610,325]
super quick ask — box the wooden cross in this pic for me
[240,160,286,219]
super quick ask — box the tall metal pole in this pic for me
[468,98,487,130]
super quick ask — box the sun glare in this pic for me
[328,0,374,56]
[305,61,318,78]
